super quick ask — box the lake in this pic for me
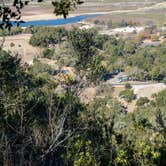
[12,14,101,27]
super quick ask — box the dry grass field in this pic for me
[1,34,40,64]
[19,0,165,21]
[112,83,166,112]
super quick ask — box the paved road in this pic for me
[106,73,166,88]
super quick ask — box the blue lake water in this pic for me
[12,14,101,27]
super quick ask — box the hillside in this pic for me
[0,0,166,165]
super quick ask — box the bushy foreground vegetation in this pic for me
[0,0,166,163]
[0,49,166,165]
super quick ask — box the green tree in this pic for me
[68,28,97,70]
[30,59,54,75]
[43,48,55,59]
[0,51,84,165]
[119,89,135,102]
[30,27,67,47]
[87,56,106,84]
[155,89,166,107]
[123,40,136,55]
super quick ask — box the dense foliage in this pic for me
[126,46,166,81]
[0,51,84,165]
[29,27,67,47]
[43,48,55,59]
[136,97,150,106]
[28,26,166,85]
[0,25,166,165]
[28,26,166,81]
[119,89,135,102]
[1,0,165,164]
[0,48,166,165]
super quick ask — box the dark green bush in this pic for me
[29,27,67,47]
[30,59,54,75]
[43,49,54,59]
[136,97,150,106]
[119,89,135,102]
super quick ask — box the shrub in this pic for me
[29,27,67,47]
[94,19,101,25]
[10,42,15,47]
[136,97,149,106]
[30,59,54,75]
[0,27,22,36]
[119,89,135,102]
[9,27,22,35]
[163,77,166,84]
[125,83,132,89]
[43,49,54,59]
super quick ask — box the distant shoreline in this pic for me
[21,12,106,22]
[14,14,102,27]
[21,1,166,21]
